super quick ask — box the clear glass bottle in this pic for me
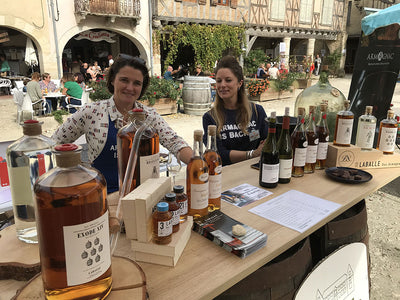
[377,110,397,154]
[305,106,318,174]
[259,112,279,188]
[6,120,55,243]
[187,130,209,218]
[34,144,112,300]
[355,106,377,150]
[203,125,222,211]
[152,202,172,245]
[165,193,180,233]
[291,108,308,177]
[173,185,188,223]
[333,100,354,147]
[117,109,159,193]
[277,107,292,183]
[316,104,330,170]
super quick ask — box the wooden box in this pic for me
[326,143,400,169]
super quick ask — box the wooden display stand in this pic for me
[326,143,400,169]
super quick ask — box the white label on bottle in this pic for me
[171,210,180,226]
[279,158,292,179]
[261,163,279,183]
[293,148,307,167]
[190,183,209,209]
[325,135,330,142]
[140,153,160,182]
[335,118,353,144]
[8,166,34,206]
[63,211,111,287]
[214,165,223,174]
[306,145,318,163]
[378,127,397,152]
[157,219,173,236]
[356,122,376,148]
[179,200,188,215]
[317,142,329,160]
[199,173,209,182]
[209,174,222,199]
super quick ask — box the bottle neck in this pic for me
[267,118,277,137]
[207,134,218,152]
[193,139,203,158]
[318,113,327,127]
[282,115,290,130]
[306,113,315,131]
[296,115,305,131]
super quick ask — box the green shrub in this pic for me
[142,77,182,105]
[52,109,69,124]
[244,50,270,77]
[89,80,112,101]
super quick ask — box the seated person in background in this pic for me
[80,62,91,83]
[93,61,103,80]
[268,63,279,79]
[39,73,58,93]
[278,63,289,76]
[0,55,10,76]
[60,73,83,113]
[256,63,267,78]
[74,72,86,90]
[163,65,178,80]
[27,72,51,115]
[195,65,204,76]
[202,56,268,166]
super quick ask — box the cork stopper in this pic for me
[54,144,81,168]
[298,107,306,116]
[320,103,328,112]
[309,106,315,114]
[194,130,203,142]
[270,111,276,118]
[387,109,394,119]
[128,109,145,121]
[208,125,217,136]
[23,120,42,136]
[284,107,290,116]
[365,106,373,114]
[344,100,350,109]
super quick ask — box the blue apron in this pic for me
[92,116,119,194]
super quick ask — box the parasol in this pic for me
[24,38,38,66]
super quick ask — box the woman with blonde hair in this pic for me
[202,56,268,166]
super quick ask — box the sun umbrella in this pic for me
[25,37,38,66]
[361,3,400,35]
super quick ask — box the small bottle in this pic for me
[333,100,354,146]
[259,112,279,188]
[173,185,188,223]
[291,107,308,177]
[396,116,400,141]
[355,106,377,150]
[34,144,112,299]
[187,130,209,218]
[44,87,48,94]
[277,107,292,183]
[6,120,55,243]
[305,106,318,174]
[165,193,180,233]
[316,104,330,170]
[377,110,397,154]
[203,125,222,211]
[152,202,173,245]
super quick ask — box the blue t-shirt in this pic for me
[164,71,173,80]
[202,104,268,166]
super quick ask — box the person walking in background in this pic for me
[268,63,279,79]
[195,64,204,76]
[278,62,289,77]
[314,54,321,75]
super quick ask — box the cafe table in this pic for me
[1,158,399,299]
[43,92,66,112]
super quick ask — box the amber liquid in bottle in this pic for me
[152,202,173,245]
[333,100,353,147]
[305,106,318,174]
[376,110,397,154]
[291,108,308,177]
[173,185,188,223]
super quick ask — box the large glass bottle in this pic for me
[203,125,222,211]
[277,107,292,183]
[117,109,159,193]
[6,120,55,243]
[316,104,330,170]
[187,130,209,218]
[259,112,279,188]
[34,144,112,300]
[305,106,318,174]
[377,110,397,154]
[333,100,354,147]
[355,106,377,150]
[291,108,308,177]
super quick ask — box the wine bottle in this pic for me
[355,106,377,150]
[204,125,222,211]
[187,130,209,218]
[305,106,318,174]
[333,100,353,146]
[259,112,279,188]
[291,108,308,177]
[377,110,397,154]
[277,107,292,183]
[316,103,330,170]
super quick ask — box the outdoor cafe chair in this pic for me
[65,88,92,113]
[0,78,12,95]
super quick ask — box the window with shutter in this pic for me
[299,0,313,23]
[321,0,334,25]
[270,0,285,20]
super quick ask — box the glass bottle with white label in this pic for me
[117,108,159,193]
[316,104,330,170]
[204,125,222,211]
[333,100,354,147]
[165,193,180,233]
[277,107,292,183]
[6,120,55,243]
[34,144,112,300]
[355,106,377,150]
[173,185,188,223]
[291,108,308,177]
[305,106,318,173]
[152,202,173,244]
[187,130,209,218]
[377,110,397,154]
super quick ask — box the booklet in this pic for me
[221,183,273,207]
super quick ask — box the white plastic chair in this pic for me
[65,88,92,113]
[14,80,25,92]
[0,78,12,95]
[12,88,25,123]
[20,93,34,123]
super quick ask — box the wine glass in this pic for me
[166,151,182,185]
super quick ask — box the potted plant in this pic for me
[246,78,269,101]
[295,56,313,89]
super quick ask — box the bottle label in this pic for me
[335,118,353,144]
[8,165,34,206]
[171,210,180,226]
[261,163,279,183]
[179,199,188,215]
[199,173,209,182]
[157,219,173,236]
[293,148,307,167]
[379,127,397,152]
[63,211,111,287]
[317,142,329,160]
[356,122,376,148]
[279,158,292,179]
[140,153,160,182]
[214,165,222,174]
[306,145,318,163]
[209,174,222,199]
[190,183,209,209]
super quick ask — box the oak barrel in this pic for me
[215,237,313,300]
[182,76,211,116]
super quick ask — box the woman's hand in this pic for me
[252,139,265,158]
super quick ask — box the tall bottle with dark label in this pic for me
[259,112,279,188]
[187,130,209,218]
[333,100,353,146]
[305,106,318,174]
[6,120,55,243]
[117,109,159,193]
[277,107,292,183]
[377,110,397,154]
[291,108,308,177]
[355,106,377,150]
[203,125,222,211]
[34,144,112,299]
[316,104,330,170]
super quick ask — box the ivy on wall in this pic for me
[154,23,246,73]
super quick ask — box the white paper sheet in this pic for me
[249,190,341,233]
[222,183,273,207]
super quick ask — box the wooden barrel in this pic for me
[182,76,211,116]
[215,237,313,300]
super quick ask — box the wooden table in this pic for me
[1,159,399,300]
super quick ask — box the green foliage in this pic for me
[244,50,270,76]
[52,109,69,124]
[272,72,297,92]
[324,50,342,77]
[89,80,112,101]
[246,78,269,96]
[142,77,182,105]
